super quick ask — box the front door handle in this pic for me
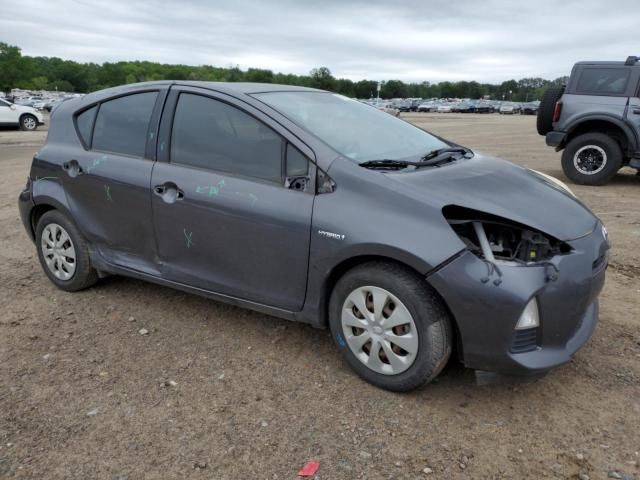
[633,108,640,115]
[62,160,83,177]
[153,182,184,204]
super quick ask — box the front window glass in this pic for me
[170,93,283,183]
[253,92,447,163]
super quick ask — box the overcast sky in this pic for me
[1,0,637,84]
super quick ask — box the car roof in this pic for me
[77,81,325,107]
[573,61,635,66]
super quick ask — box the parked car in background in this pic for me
[0,98,45,130]
[521,101,540,115]
[417,101,436,112]
[409,99,423,111]
[538,56,640,185]
[474,101,495,113]
[437,103,453,113]
[456,102,476,113]
[499,102,521,114]
[45,98,70,112]
[19,81,608,392]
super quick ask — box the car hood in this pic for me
[387,154,597,241]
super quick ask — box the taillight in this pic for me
[552,101,562,123]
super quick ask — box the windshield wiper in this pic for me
[359,159,416,170]
[420,146,473,165]
[360,147,473,171]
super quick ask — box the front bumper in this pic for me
[428,222,608,376]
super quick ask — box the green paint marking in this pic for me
[34,176,58,184]
[104,185,112,201]
[183,229,194,248]
[249,193,257,206]
[86,155,109,174]
[195,179,226,197]
[149,131,154,140]
[160,142,165,152]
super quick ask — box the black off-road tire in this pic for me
[561,132,623,185]
[36,210,98,291]
[329,261,453,392]
[537,86,565,135]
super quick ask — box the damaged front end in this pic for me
[444,205,573,286]
[426,205,609,376]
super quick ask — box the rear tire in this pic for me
[561,132,622,185]
[329,261,453,392]
[537,86,564,135]
[36,210,98,291]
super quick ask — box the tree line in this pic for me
[1,42,567,101]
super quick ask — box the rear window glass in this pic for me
[92,92,157,157]
[75,106,97,147]
[575,68,630,95]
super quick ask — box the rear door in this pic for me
[152,87,315,311]
[60,89,166,274]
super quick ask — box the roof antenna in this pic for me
[625,56,638,66]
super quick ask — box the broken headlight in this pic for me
[443,206,571,264]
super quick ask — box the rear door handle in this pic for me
[153,183,184,203]
[633,108,640,114]
[62,160,83,177]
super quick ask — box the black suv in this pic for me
[538,56,640,185]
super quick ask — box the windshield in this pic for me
[253,92,447,163]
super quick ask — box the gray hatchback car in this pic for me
[19,82,609,391]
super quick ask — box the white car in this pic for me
[0,98,44,130]
[437,104,453,113]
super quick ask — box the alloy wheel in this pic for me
[573,145,607,175]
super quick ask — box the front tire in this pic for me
[20,114,38,131]
[36,210,98,291]
[329,262,453,392]
[561,132,622,185]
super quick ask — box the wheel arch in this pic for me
[29,198,75,239]
[315,254,462,358]
[564,116,637,158]
[19,112,38,123]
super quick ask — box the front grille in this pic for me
[510,328,538,353]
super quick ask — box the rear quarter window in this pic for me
[92,92,158,157]
[75,106,97,148]
[575,68,630,95]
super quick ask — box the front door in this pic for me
[59,91,161,274]
[151,89,314,311]
[0,99,17,124]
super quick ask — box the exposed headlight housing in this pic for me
[443,206,572,264]
[515,298,540,330]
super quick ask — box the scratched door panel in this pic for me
[60,150,159,274]
[150,162,314,311]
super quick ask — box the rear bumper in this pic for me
[545,131,566,147]
[427,222,608,376]
[18,181,35,241]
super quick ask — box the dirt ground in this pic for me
[1,112,638,480]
